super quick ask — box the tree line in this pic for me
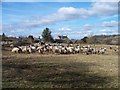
[1,27,54,43]
[1,27,120,45]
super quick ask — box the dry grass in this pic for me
[2,44,119,88]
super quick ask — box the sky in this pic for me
[1,0,119,39]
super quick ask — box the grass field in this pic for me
[2,45,119,88]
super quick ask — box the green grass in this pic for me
[2,45,118,88]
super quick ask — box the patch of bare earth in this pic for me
[2,45,118,88]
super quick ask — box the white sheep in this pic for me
[98,48,106,54]
[11,47,21,53]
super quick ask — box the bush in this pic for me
[13,40,30,46]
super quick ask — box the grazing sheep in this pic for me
[38,48,44,54]
[74,47,80,54]
[81,47,88,54]
[110,46,112,49]
[66,46,74,54]
[21,46,28,53]
[92,48,98,54]
[10,43,117,55]
[114,48,118,53]
[30,45,36,53]
[11,47,22,53]
[10,44,14,47]
[98,48,106,54]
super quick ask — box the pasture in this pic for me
[2,44,118,88]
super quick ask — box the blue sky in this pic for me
[1,1,118,39]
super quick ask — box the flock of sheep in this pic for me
[11,43,118,55]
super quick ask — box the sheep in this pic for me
[11,47,22,53]
[52,46,59,54]
[63,48,67,54]
[30,45,36,53]
[92,48,98,54]
[27,47,32,53]
[66,46,74,54]
[110,46,112,49]
[61,47,67,54]
[98,48,106,54]
[38,48,44,54]
[10,44,14,47]
[11,43,116,55]
[37,45,47,54]
[114,48,118,53]
[81,47,88,54]
[37,46,43,51]
[74,47,80,54]
[87,48,93,54]
[48,45,53,53]
[21,46,28,53]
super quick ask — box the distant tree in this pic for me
[18,36,24,41]
[38,36,41,42]
[38,36,41,40]
[81,36,88,43]
[28,35,34,43]
[2,33,5,37]
[104,38,112,45]
[42,28,54,42]
[87,37,99,44]
[2,33,7,41]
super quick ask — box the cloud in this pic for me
[3,1,118,30]
[58,27,72,31]
[82,21,118,28]
[55,1,118,20]
[10,29,24,33]
[82,24,92,31]
[92,0,119,2]
[2,1,118,38]
[101,21,118,27]
[2,0,119,2]
[100,15,118,20]
[1,0,92,2]
[97,28,118,35]
[53,20,118,38]
[91,2,118,16]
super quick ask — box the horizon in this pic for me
[1,1,119,39]
[1,33,119,40]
